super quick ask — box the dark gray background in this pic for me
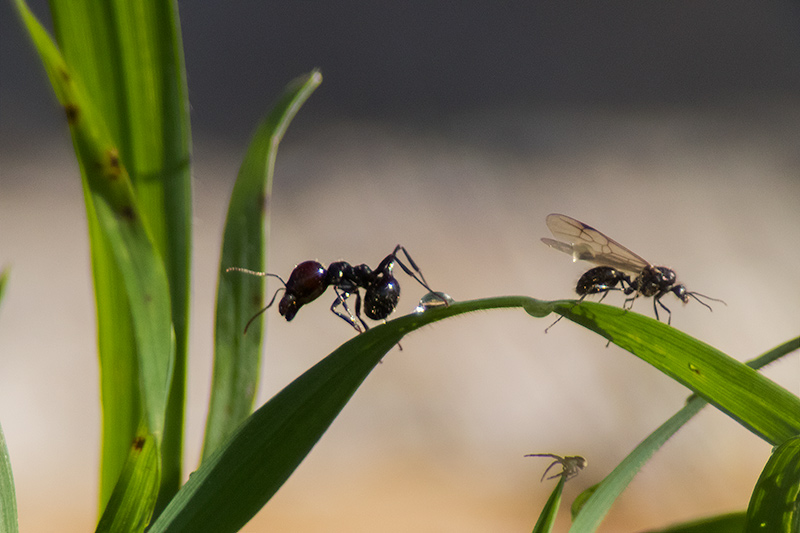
[3,1,800,149]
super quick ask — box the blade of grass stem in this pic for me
[14,0,174,521]
[569,336,800,532]
[532,477,566,533]
[48,0,193,509]
[95,428,160,533]
[202,70,321,461]
[0,421,18,533]
[554,301,800,445]
[745,435,800,531]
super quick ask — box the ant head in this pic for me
[671,284,689,303]
[364,275,400,320]
[279,293,300,321]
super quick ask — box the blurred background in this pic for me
[2,1,800,531]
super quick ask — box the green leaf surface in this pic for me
[47,0,193,508]
[151,298,538,533]
[150,296,796,531]
[532,477,566,533]
[0,421,18,533]
[14,0,174,518]
[641,512,747,533]
[570,336,799,532]
[746,435,800,532]
[202,70,322,462]
[555,301,800,444]
[95,430,160,533]
[0,268,8,306]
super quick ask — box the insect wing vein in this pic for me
[543,213,650,273]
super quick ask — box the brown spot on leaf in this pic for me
[133,436,146,450]
[120,205,136,222]
[64,104,79,124]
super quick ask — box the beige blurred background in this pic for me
[2,2,800,532]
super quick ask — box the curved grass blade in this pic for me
[532,476,566,533]
[570,336,800,532]
[0,421,18,533]
[13,0,174,518]
[0,270,17,533]
[95,429,160,533]
[151,297,543,533]
[554,301,800,445]
[202,70,322,462]
[0,268,8,305]
[48,0,193,508]
[745,435,800,532]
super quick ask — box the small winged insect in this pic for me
[227,245,448,335]
[525,453,587,482]
[541,213,724,327]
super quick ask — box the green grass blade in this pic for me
[0,268,8,305]
[48,0,193,508]
[95,429,160,533]
[13,0,174,520]
[0,420,18,533]
[202,70,322,462]
[554,301,800,445]
[0,270,17,533]
[570,337,800,532]
[641,512,747,532]
[151,298,540,533]
[746,435,800,532]
[532,477,566,533]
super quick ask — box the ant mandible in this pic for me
[227,245,447,334]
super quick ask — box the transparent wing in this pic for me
[541,213,650,273]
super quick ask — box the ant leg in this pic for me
[330,287,364,333]
[351,289,370,332]
[653,296,672,324]
[544,295,585,333]
[391,245,449,305]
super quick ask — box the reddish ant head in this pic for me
[278,261,328,321]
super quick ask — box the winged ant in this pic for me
[227,245,447,335]
[541,213,724,328]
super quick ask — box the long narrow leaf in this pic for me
[553,301,800,444]
[0,271,17,533]
[48,0,193,508]
[95,429,160,533]
[152,298,536,533]
[532,477,566,533]
[151,296,796,531]
[14,0,174,521]
[570,336,800,532]
[202,70,322,461]
[0,421,18,533]
[746,435,800,531]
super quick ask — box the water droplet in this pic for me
[414,291,454,313]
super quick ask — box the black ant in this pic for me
[227,245,447,334]
[542,214,725,328]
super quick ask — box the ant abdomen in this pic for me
[364,276,400,320]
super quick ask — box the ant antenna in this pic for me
[226,267,287,334]
[686,291,727,312]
